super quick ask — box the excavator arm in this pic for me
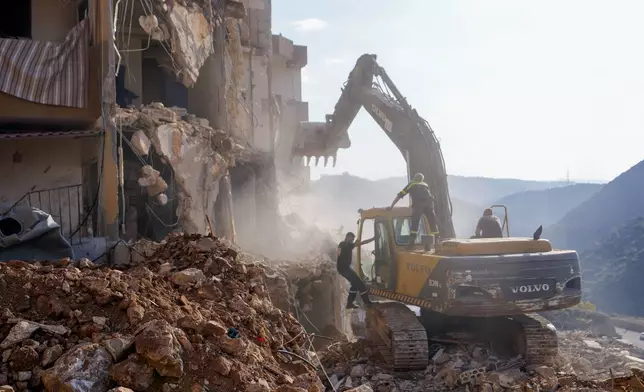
[293,54,456,238]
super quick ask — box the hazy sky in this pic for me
[272,0,644,182]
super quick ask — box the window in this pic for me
[374,221,390,259]
[358,218,375,279]
[392,217,428,245]
[1,2,31,38]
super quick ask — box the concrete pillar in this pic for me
[231,166,257,250]
[97,0,120,240]
[215,172,236,241]
[255,161,281,253]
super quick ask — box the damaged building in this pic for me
[0,0,353,348]
[0,0,310,259]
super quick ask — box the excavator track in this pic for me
[427,312,560,367]
[365,302,429,371]
[364,304,559,371]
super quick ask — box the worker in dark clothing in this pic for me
[337,232,375,309]
[475,208,503,238]
[387,173,439,244]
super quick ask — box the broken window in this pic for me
[0,1,31,38]
[141,45,189,108]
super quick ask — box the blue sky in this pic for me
[272,0,644,182]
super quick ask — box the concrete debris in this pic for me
[316,329,644,392]
[137,165,168,196]
[114,103,248,235]
[155,193,168,206]
[129,130,151,157]
[0,233,322,391]
[141,1,214,87]
[556,330,644,379]
[137,15,165,41]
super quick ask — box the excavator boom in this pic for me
[297,54,582,371]
[293,54,456,238]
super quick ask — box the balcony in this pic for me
[288,45,308,69]
[0,18,101,131]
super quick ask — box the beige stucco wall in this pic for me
[239,54,273,152]
[0,138,85,237]
[272,57,303,168]
[31,0,78,42]
[270,38,310,188]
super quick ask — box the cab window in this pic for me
[392,217,427,245]
[358,218,375,279]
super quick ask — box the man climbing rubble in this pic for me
[337,232,374,309]
[387,173,440,244]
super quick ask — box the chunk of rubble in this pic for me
[134,320,184,378]
[109,353,156,391]
[583,339,603,351]
[0,320,68,349]
[171,268,206,288]
[41,343,113,392]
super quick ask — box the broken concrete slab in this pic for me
[164,2,214,87]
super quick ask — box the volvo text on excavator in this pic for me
[292,54,582,371]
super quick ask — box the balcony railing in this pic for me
[9,185,87,245]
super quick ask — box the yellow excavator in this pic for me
[292,54,582,370]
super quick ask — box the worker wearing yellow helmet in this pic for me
[387,173,439,244]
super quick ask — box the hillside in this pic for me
[284,174,481,238]
[285,173,597,239]
[493,184,602,237]
[580,217,644,316]
[378,175,572,205]
[549,159,644,250]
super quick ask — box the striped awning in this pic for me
[0,19,90,108]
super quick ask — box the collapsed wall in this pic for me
[113,103,256,238]
[262,258,350,349]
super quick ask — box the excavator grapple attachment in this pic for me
[291,122,350,167]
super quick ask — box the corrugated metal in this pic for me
[0,19,90,108]
[0,130,101,140]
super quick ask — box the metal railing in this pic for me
[9,184,86,245]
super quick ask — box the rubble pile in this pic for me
[556,331,644,379]
[0,233,325,391]
[543,309,619,338]
[315,332,644,392]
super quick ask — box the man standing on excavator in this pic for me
[387,173,440,244]
[337,232,374,309]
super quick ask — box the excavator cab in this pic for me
[355,207,435,290]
